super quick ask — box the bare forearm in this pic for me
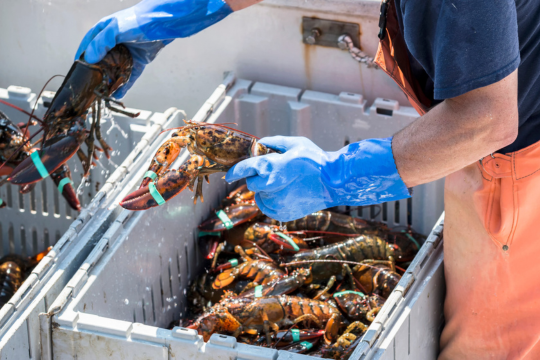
[393,70,519,188]
[225,0,263,11]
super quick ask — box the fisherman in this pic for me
[77,0,540,358]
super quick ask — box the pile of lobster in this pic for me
[171,186,424,359]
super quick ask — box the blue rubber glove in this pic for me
[226,136,411,222]
[75,0,233,99]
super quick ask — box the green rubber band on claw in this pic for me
[149,182,166,206]
[0,199,3,206]
[143,171,158,181]
[57,177,73,194]
[291,329,300,342]
[300,341,313,350]
[402,231,421,250]
[276,232,300,252]
[228,259,239,267]
[254,285,263,298]
[216,210,234,230]
[333,290,365,298]
[30,151,50,179]
[198,231,221,238]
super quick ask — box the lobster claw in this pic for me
[120,170,192,210]
[50,164,81,211]
[198,203,262,232]
[9,119,86,186]
[19,183,36,195]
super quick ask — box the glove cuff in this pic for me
[322,137,411,206]
[133,0,233,41]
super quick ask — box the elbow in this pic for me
[484,110,519,152]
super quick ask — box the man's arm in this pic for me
[393,70,519,188]
[225,0,263,11]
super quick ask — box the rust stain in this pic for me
[303,44,314,90]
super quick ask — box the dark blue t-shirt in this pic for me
[394,0,540,153]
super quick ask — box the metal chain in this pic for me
[337,34,379,69]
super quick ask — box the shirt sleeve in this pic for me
[401,0,520,100]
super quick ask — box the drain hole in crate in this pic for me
[53,184,60,216]
[41,181,48,215]
[376,108,393,116]
[177,250,182,287]
[55,231,61,243]
[142,297,146,323]
[407,198,412,226]
[150,286,156,323]
[66,205,72,220]
[20,226,27,257]
[185,243,190,280]
[160,275,165,309]
[44,228,50,249]
[32,228,38,255]
[6,183,13,208]
[18,192,24,211]
[394,202,400,224]
[168,261,173,300]
[382,203,388,222]
[30,188,36,213]
[8,224,15,254]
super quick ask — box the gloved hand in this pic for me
[75,0,233,98]
[226,136,411,222]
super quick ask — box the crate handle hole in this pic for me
[376,108,393,117]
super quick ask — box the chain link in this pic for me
[337,35,379,69]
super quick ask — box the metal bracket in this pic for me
[302,17,360,49]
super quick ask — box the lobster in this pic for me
[243,223,309,254]
[120,120,277,210]
[320,321,368,360]
[352,263,401,299]
[0,247,51,308]
[0,111,80,210]
[268,211,390,239]
[333,291,386,323]
[281,235,399,283]
[213,246,285,289]
[188,295,344,344]
[9,44,138,186]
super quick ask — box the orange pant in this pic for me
[440,140,540,359]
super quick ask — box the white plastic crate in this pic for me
[44,74,445,360]
[0,85,186,359]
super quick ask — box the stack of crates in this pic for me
[43,74,446,360]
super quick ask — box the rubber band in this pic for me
[402,231,421,250]
[143,171,158,181]
[148,182,166,205]
[57,177,73,194]
[300,341,313,350]
[276,232,300,252]
[254,285,263,298]
[291,329,300,342]
[228,259,239,267]
[333,290,365,298]
[30,151,49,179]
[216,210,234,230]
[198,231,221,238]
[0,199,3,206]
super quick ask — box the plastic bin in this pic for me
[0,85,186,359]
[44,74,445,360]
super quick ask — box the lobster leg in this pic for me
[94,100,113,160]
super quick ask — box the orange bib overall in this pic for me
[376,1,540,358]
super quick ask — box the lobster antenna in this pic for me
[158,122,261,140]
[0,99,43,124]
